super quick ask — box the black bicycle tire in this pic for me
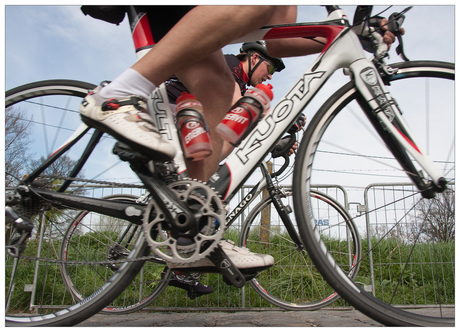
[60,194,171,315]
[293,61,455,326]
[239,189,361,310]
[5,80,149,326]
[5,79,96,106]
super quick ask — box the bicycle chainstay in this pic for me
[5,174,153,265]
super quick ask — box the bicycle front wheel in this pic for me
[240,189,361,310]
[293,61,454,326]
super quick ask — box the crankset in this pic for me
[142,179,226,264]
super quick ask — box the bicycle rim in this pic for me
[239,190,361,310]
[5,80,149,325]
[293,61,454,326]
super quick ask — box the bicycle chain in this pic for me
[36,174,144,188]
[12,177,225,266]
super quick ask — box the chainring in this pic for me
[142,179,226,264]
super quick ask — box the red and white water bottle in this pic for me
[216,83,273,145]
[175,92,212,161]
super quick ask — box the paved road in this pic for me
[78,309,383,327]
[77,307,455,327]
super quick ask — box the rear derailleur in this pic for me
[5,206,34,258]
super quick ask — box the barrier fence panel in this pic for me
[363,183,455,307]
[5,182,454,312]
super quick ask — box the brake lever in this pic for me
[387,6,412,61]
[395,35,409,61]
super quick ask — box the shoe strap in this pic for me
[101,96,146,112]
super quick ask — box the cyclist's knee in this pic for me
[225,6,278,27]
[243,5,296,24]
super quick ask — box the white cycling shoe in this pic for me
[80,86,176,161]
[168,240,274,272]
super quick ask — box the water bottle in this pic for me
[175,92,212,161]
[216,83,273,145]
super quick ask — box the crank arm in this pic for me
[136,170,196,232]
[208,244,246,288]
[113,141,196,232]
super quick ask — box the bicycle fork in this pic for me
[350,59,447,198]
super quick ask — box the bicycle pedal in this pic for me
[242,272,257,281]
[112,142,149,163]
[222,272,255,285]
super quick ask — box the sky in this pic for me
[4,3,455,133]
[4,4,455,93]
[2,3,456,191]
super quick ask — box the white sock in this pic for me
[98,68,156,100]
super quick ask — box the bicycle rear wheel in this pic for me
[5,80,151,325]
[293,61,454,326]
[239,189,361,310]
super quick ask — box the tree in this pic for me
[5,106,32,186]
[414,190,455,242]
[5,106,86,240]
[6,105,86,190]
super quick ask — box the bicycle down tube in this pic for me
[207,17,363,200]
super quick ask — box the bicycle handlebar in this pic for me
[348,5,412,61]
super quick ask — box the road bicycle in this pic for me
[5,5,454,327]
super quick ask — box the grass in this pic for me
[6,231,455,313]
